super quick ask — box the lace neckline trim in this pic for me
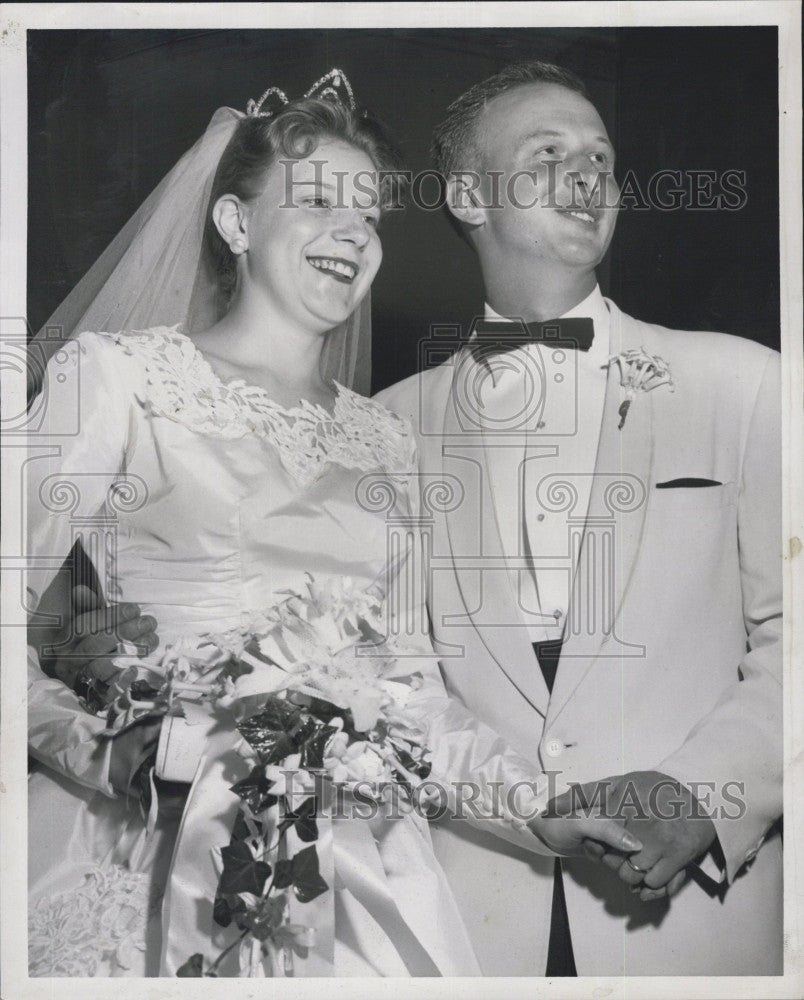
[104,326,413,489]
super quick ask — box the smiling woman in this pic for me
[27,81,488,978]
[193,129,390,409]
[198,95,399,375]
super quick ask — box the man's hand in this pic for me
[528,809,643,859]
[555,771,717,901]
[40,584,158,691]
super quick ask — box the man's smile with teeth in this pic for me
[308,256,358,282]
[560,208,597,224]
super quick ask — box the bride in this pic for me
[26,71,639,978]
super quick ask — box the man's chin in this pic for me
[556,242,612,270]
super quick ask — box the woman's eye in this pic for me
[538,146,559,158]
[590,152,609,166]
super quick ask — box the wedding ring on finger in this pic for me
[626,857,650,874]
[116,639,141,656]
[73,664,94,699]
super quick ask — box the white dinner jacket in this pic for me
[376,299,782,976]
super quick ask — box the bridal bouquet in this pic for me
[88,576,434,976]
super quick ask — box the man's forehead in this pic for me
[479,82,609,145]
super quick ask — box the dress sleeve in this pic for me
[27,332,134,796]
[386,419,555,855]
[27,332,133,607]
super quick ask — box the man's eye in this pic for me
[363,214,380,229]
[308,196,331,209]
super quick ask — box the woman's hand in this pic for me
[108,719,189,819]
[527,811,642,858]
[108,718,162,797]
[38,583,159,693]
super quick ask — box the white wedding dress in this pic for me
[27,328,546,977]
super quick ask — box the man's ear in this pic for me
[212,194,248,246]
[445,172,486,229]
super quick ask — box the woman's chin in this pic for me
[313,300,364,332]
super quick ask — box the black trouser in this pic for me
[533,639,577,977]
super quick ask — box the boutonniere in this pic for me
[604,347,675,429]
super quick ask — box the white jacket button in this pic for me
[545,739,564,758]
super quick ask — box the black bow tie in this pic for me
[469,317,594,364]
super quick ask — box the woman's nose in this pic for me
[333,209,371,247]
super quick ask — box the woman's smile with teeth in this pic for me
[308,256,358,282]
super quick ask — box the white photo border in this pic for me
[1,4,801,999]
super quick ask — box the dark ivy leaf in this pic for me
[238,698,304,763]
[230,810,257,844]
[273,858,294,890]
[218,840,272,896]
[298,723,338,770]
[272,845,328,901]
[290,844,329,903]
[212,894,246,929]
[212,895,232,928]
[176,953,205,977]
[279,796,319,843]
[242,697,303,735]
[292,714,320,746]
[231,766,279,814]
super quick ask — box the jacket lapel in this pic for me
[442,349,550,716]
[547,302,656,723]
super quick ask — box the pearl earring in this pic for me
[230,238,247,255]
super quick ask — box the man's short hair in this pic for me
[431,60,588,178]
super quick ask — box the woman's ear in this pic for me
[212,194,249,250]
[445,172,486,229]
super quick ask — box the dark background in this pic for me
[27,27,780,393]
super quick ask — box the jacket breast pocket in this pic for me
[647,481,737,513]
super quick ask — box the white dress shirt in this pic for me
[480,286,611,643]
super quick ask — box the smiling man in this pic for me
[377,60,782,977]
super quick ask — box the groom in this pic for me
[376,61,782,976]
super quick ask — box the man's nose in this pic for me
[562,158,614,207]
[562,155,597,189]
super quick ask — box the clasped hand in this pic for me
[36,583,161,801]
[39,584,159,691]
[39,587,718,885]
[544,770,717,901]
